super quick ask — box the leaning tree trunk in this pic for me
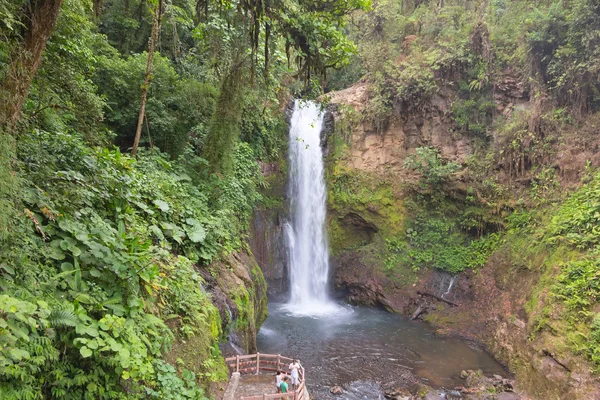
[0,0,64,131]
[131,0,163,156]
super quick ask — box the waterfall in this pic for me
[441,275,457,299]
[285,100,337,315]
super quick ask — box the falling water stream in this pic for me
[284,100,338,315]
[257,100,507,399]
[441,276,457,299]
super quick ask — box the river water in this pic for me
[257,303,507,399]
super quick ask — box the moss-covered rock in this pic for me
[160,251,268,395]
[204,252,268,354]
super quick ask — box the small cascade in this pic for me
[285,100,338,315]
[228,337,245,355]
[441,275,457,299]
[223,303,244,355]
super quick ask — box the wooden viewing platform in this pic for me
[223,353,308,400]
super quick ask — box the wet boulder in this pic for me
[330,386,344,395]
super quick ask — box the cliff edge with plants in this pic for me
[323,0,600,398]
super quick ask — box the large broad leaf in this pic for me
[80,346,93,358]
[8,348,30,361]
[134,201,155,215]
[153,199,170,212]
[160,222,184,244]
[49,241,66,260]
[185,218,206,243]
[149,225,164,240]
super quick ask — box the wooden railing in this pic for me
[225,353,308,400]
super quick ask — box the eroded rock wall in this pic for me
[326,83,472,174]
[323,82,600,399]
[249,160,289,299]
[203,251,268,354]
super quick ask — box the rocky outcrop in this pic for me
[250,208,288,298]
[419,256,600,400]
[381,369,520,400]
[200,251,268,355]
[249,160,289,299]
[326,83,472,175]
[324,79,600,399]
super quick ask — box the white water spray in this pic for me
[285,100,338,315]
[441,276,457,299]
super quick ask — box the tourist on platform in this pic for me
[289,359,301,389]
[275,370,286,393]
[280,376,289,394]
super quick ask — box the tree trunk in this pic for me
[131,0,163,156]
[411,304,426,320]
[0,0,64,131]
[203,61,245,175]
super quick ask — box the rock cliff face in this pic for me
[250,208,288,297]
[164,250,268,397]
[323,82,600,399]
[249,160,289,299]
[204,251,268,354]
[326,83,472,175]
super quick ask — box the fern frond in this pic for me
[48,309,78,328]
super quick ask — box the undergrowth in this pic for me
[0,129,263,398]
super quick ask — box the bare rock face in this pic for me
[493,67,529,118]
[495,393,521,400]
[326,83,472,176]
[250,208,288,298]
[249,155,289,299]
[423,393,444,400]
[533,353,570,384]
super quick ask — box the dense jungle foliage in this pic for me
[0,0,368,398]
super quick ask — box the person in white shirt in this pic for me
[275,370,287,393]
[288,359,301,389]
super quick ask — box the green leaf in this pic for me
[80,346,93,358]
[149,225,164,239]
[109,340,123,352]
[185,218,206,243]
[49,309,78,328]
[49,246,66,261]
[8,348,30,361]
[74,258,82,291]
[0,264,15,275]
[153,199,170,212]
